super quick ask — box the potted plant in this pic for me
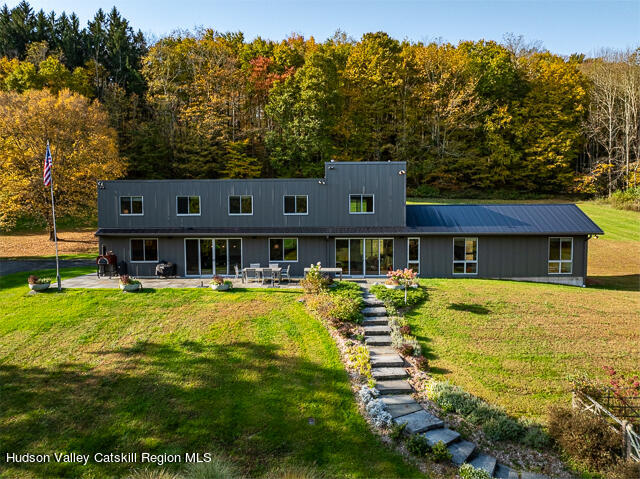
[210,275,232,291]
[386,269,419,304]
[28,275,51,291]
[119,274,142,292]
[384,276,402,290]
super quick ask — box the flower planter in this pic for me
[28,282,51,291]
[384,284,403,290]
[120,283,142,292]
[210,283,231,291]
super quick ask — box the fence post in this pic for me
[622,420,629,460]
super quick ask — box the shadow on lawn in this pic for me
[587,274,640,291]
[447,302,491,315]
[0,340,415,479]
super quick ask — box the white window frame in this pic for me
[176,195,201,216]
[269,237,298,262]
[407,237,420,274]
[548,237,573,274]
[348,194,375,214]
[334,237,394,276]
[452,237,478,275]
[283,195,309,215]
[228,195,253,216]
[119,196,144,216]
[183,238,243,277]
[130,238,158,263]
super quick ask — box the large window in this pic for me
[177,196,200,215]
[335,238,393,276]
[453,237,477,274]
[185,238,242,276]
[130,238,158,262]
[229,195,253,215]
[548,237,572,274]
[408,237,420,273]
[269,238,298,262]
[284,195,308,215]
[120,196,143,215]
[349,194,374,214]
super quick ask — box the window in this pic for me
[284,195,308,215]
[349,194,374,214]
[408,237,420,274]
[453,237,477,274]
[177,196,200,215]
[548,237,572,274]
[120,196,143,215]
[229,195,252,215]
[269,238,298,262]
[130,238,158,262]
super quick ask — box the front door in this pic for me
[185,238,242,276]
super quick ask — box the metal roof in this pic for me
[406,204,604,235]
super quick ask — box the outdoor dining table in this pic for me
[242,267,282,283]
[303,267,343,281]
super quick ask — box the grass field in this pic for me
[0,229,97,260]
[403,199,639,422]
[0,268,422,479]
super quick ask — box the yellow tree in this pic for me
[0,88,125,239]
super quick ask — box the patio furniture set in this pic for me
[236,263,291,285]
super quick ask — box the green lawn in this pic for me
[0,268,423,479]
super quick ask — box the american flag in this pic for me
[43,143,52,186]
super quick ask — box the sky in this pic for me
[6,0,640,56]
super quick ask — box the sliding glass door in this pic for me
[335,238,393,276]
[185,238,242,276]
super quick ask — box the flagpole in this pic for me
[47,140,61,291]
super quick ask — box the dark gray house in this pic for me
[96,161,603,286]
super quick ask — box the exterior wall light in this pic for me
[398,170,406,175]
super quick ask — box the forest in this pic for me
[0,1,638,221]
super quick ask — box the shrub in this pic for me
[405,433,430,456]
[399,325,411,335]
[370,284,426,309]
[389,422,407,442]
[184,455,241,479]
[27,275,51,284]
[458,463,492,479]
[366,399,393,428]
[548,405,622,471]
[210,275,224,285]
[520,424,552,450]
[606,460,640,479]
[329,296,361,323]
[414,356,429,372]
[300,263,331,293]
[483,417,525,442]
[358,385,378,404]
[610,186,640,212]
[429,440,452,462]
[399,343,414,356]
[119,274,140,285]
[350,346,371,379]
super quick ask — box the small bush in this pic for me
[610,187,640,212]
[548,405,622,471]
[399,343,414,356]
[406,433,430,456]
[185,455,241,479]
[483,417,525,442]
[300,263,331,293]
[429,440,452,462]
[520,424,552,450]
[366,399,393,428]
[389,422,407,442]
[606,460,640,479]
[458,463,492,479]
[350,345,371,378]
[414,356,429,372]
[399,325,411,335]
[370,284,427,309]
[358,385,378,404]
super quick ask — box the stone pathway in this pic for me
[360,288,548,479]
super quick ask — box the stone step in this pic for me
[469,453,497,477]
[447,440,475,465]
[393,409,444,434]
[368,345,397,355]
[422,427,461,447]
[363,297,384,306]
[494,463,519,479]
[365,336,392,346]
[362,306,387,316]
[380,394,415,405]
[520,472,548,479]
[370,354,404,368]
[362,317,388,326]
[364,325,391,336]
[386,401,423,418]
[372,367,407,380]
[376,380,413,395]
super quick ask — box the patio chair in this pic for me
[245,268,259,283]
[249,263,261,268]
[280,264,291,283]
[269,262,279,269]
[261,268,275,286]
